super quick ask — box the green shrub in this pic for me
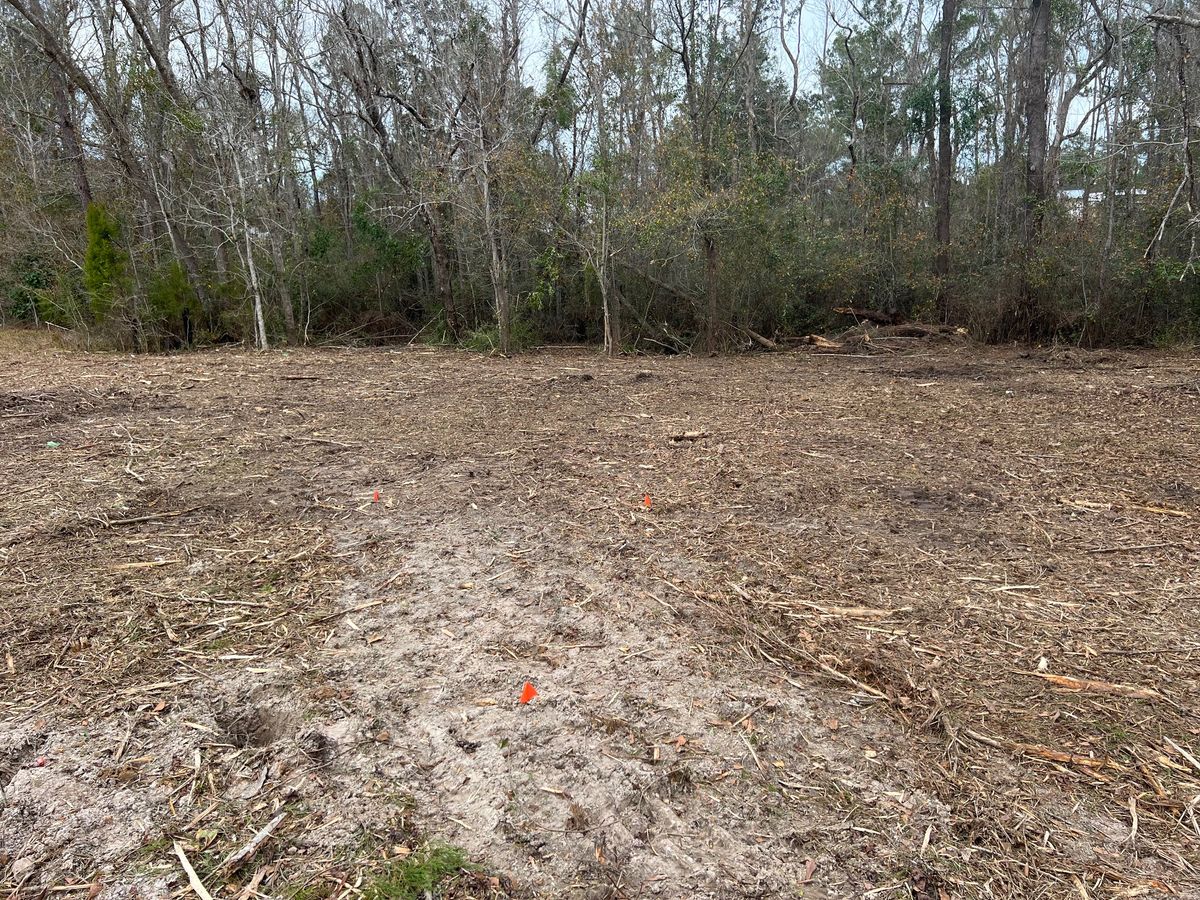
[35,270,88,330]
[146,261,200,344]
[463,314,542,353]
[82,203,130,320]
[3,253,53,321]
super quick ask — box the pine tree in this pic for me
[83,202,129,320]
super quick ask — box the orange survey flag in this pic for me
[519,682,538,704]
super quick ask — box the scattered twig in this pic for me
[1165,737,1200,776]
[1028,672,1162,700]
[1125,794,1139,847]
[307,599,385,626]
[100,508,199,528]
[218,811,287,874]
[174,842,215,900]
[962,728,1112,770]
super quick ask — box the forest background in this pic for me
[0,0,1197,352]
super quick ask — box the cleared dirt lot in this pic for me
[2,334,1199,899]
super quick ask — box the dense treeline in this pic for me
[0,0,1197,351]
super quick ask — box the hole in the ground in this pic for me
[216,705,292,749]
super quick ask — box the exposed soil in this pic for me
[2,334,1199,899]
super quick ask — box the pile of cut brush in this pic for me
[745,307,967,353]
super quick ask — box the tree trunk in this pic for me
[599,262,622,357]
[1012,0,1051,338]
[605,274,623,356]
[245,230,269,351]
[26,0,90,209]
[492,248,511,353]
[50,74,91,209]
[480,163,510,353]
[425,205,459,337]
[933,0,957,321]
[269,230,296,343]
[1023,0,1051,244]
[703,232,720,352]
[598,202,621,356]
[234,155,269,350]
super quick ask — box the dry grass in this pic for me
[2,337,1199,898]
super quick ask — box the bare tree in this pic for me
[933,0,957,318]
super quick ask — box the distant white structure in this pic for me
[1059,186,1146,217]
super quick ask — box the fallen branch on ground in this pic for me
[174,842,215,900]
[1029,672,1162,700]
[833,306,898,325]
[218,811,288,874]
[744,327,778,350]
[805,334,843,351]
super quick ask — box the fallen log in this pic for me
[874,323,953,338]
[805,334,843,351]
[833,306,898,325]
[744,327,778,350]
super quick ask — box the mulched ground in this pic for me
[2,331,1198,899]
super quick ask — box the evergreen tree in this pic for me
[82,203,128,320]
